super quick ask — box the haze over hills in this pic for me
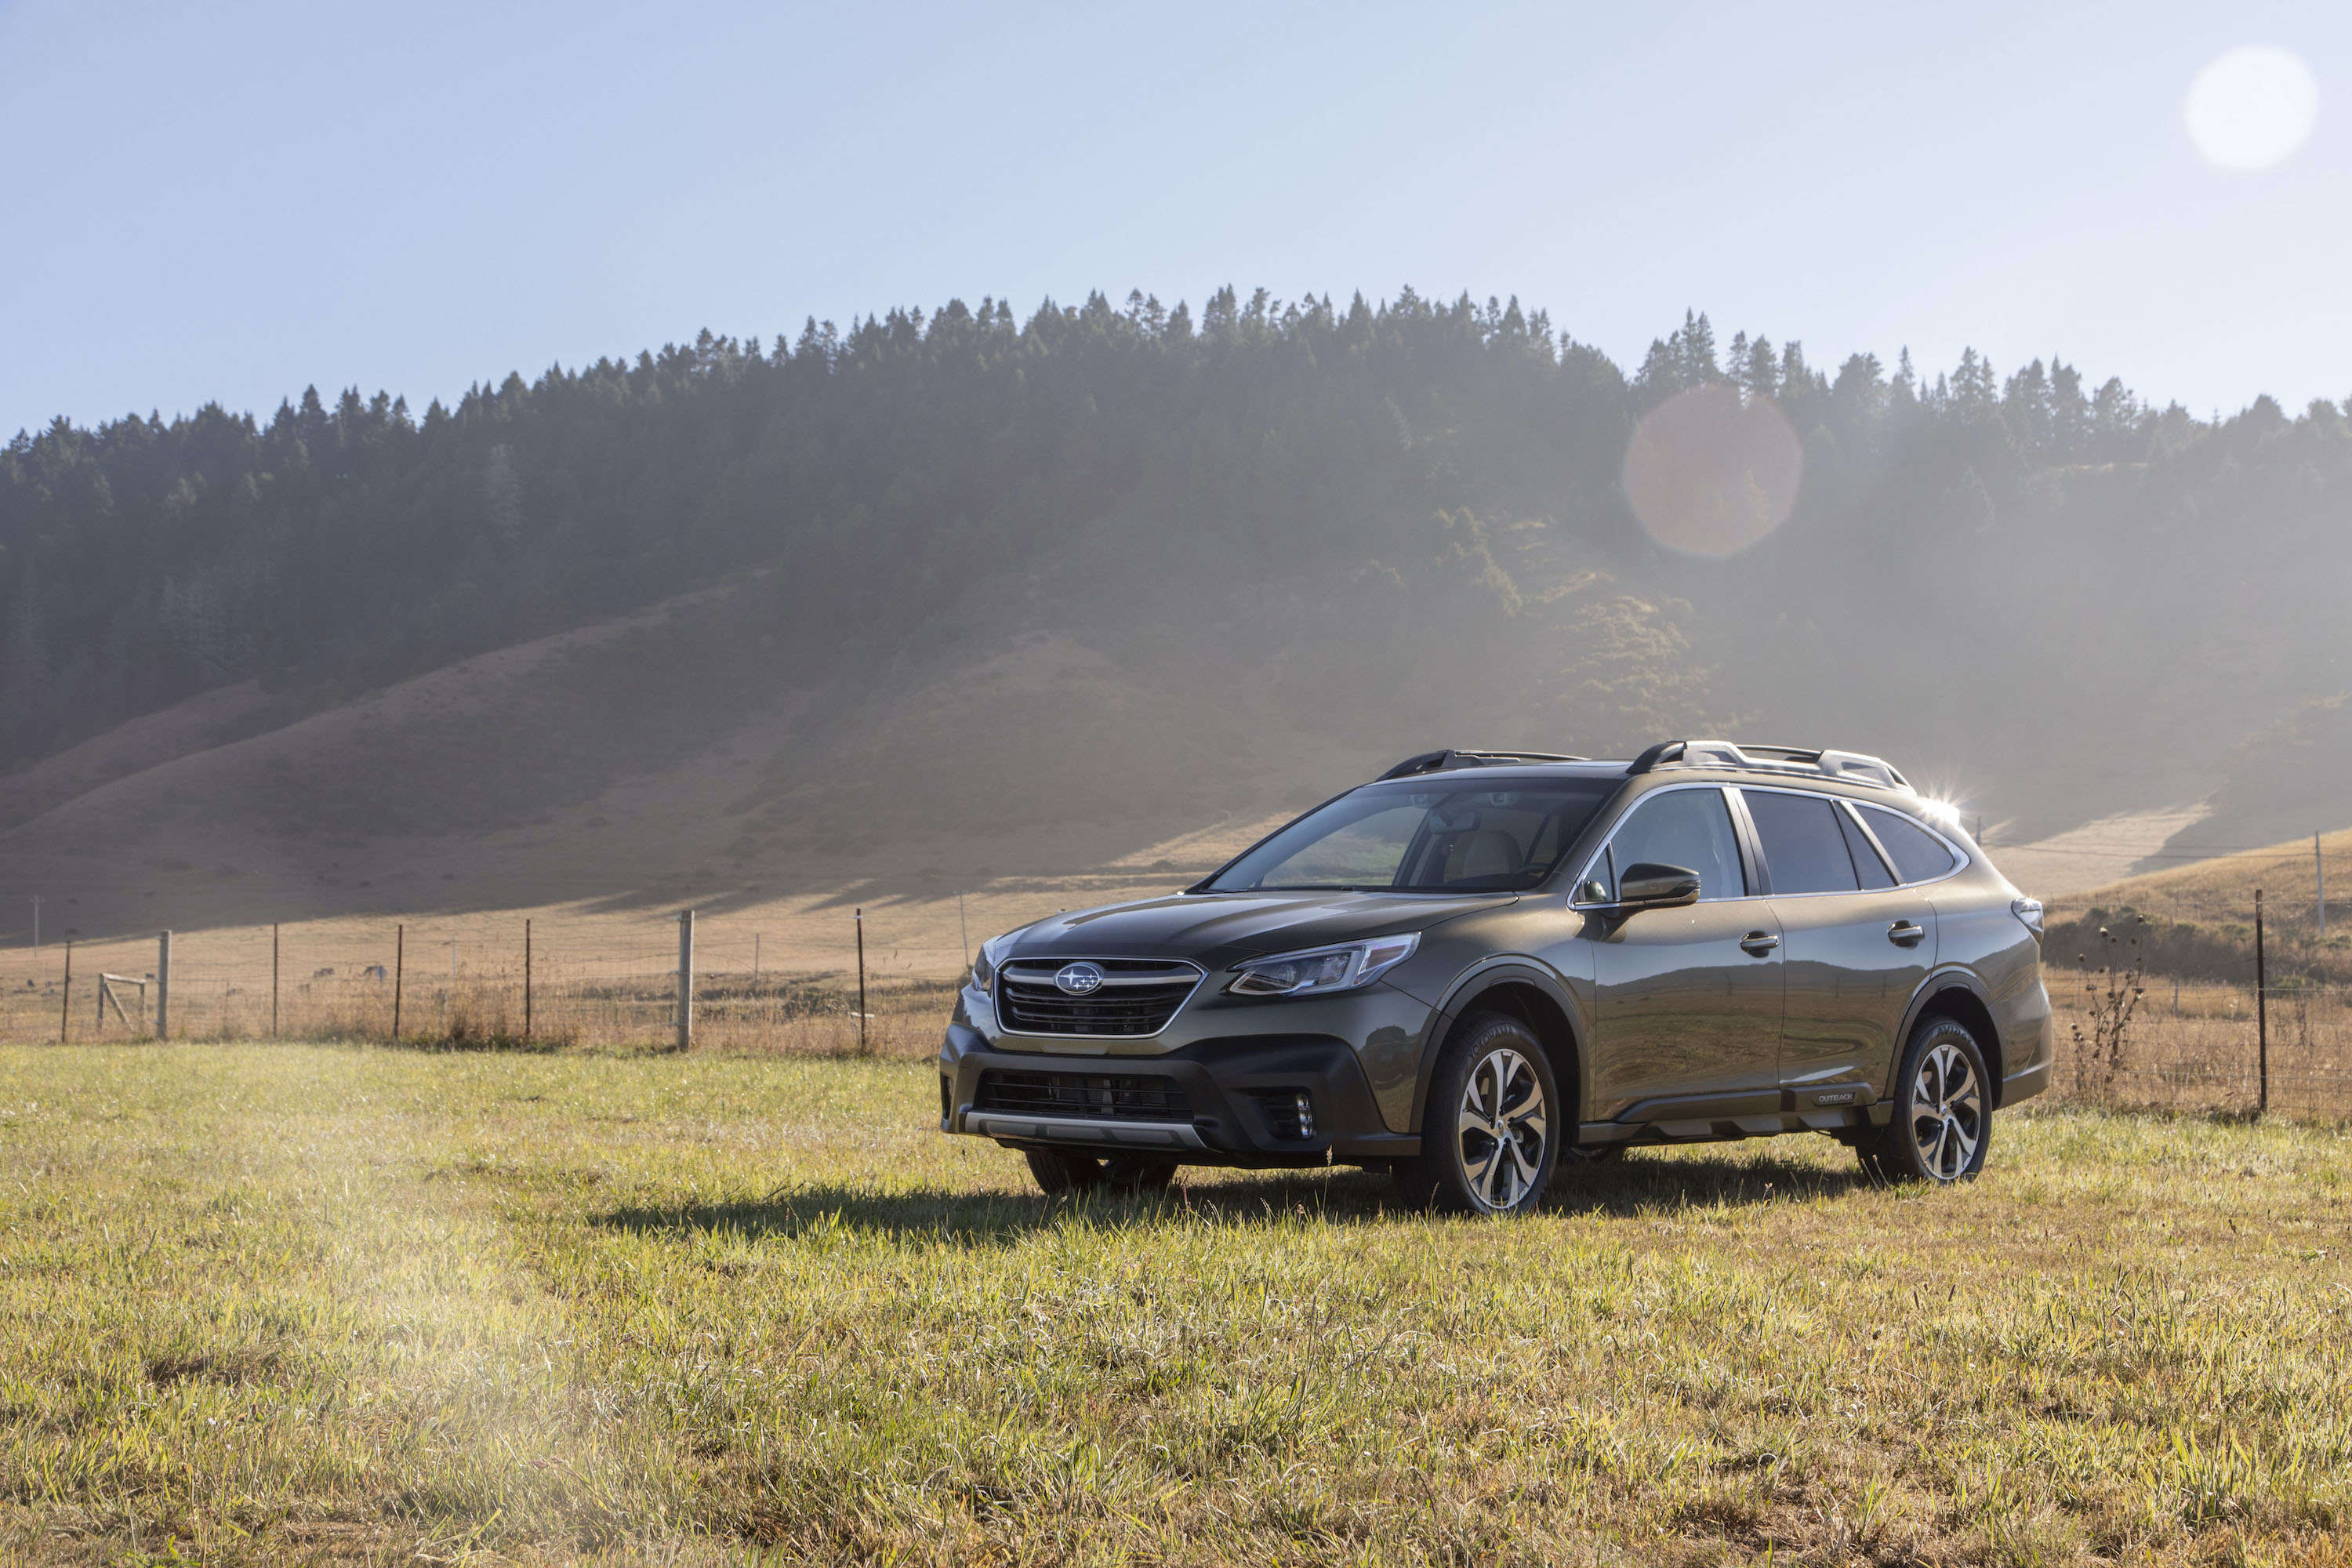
[5,289,2350,940]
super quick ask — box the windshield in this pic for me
[1205,779,1619,894]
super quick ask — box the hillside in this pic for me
[2045,826,2350,983]
[0,534,1714,938]
[9,290,2352,938]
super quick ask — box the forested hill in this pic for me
[5,287,2351,927]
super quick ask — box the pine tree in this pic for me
[1951,348,1997,412]
[1677,310,1718,383]
[2050,359,2088,458]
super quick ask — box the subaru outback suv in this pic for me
[940,741,2052,1214]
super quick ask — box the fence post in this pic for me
[855,907,868,1054]
[393,924,405,1040]
[157,930,171,1039]
[524,918,532,1040]
[271,923,281,1040]
[676,909,695,1052]
[59,939,71,1045]
[2255,889,2268,1118]
[2319,833,2328,943]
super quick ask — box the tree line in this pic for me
[5,285,2345,778]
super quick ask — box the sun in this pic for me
[2185,45,2319,172]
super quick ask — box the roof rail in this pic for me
[1625,739,1911,791]
[1377,748,1590,781]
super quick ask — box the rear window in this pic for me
[1860,806,1962,884]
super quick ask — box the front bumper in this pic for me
[939,1022,1419,1167]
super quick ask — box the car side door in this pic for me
[1583,784,1784,1122]
[1738,787,1936,1105]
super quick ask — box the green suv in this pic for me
[940,741,2052,1214]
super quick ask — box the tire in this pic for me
[1024,1148,1105,1195]
[1862,1015,1993,1185]
[1396,1013,1563,1215]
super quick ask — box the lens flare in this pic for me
[1621,385,1802,557]
[2186,45,2318,172]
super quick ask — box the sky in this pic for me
[3,0,2347,437]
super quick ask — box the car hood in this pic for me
[1000,889,1517,967]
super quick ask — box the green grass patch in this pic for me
[2,1044,2350,1564]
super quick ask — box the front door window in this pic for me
[1602,786,1746,901]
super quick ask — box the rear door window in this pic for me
[1859,805,1962,884]
[1744,791,1860,895]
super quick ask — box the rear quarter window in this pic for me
[1860,805,1962,884]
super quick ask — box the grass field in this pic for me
[3,1044,2350,1566]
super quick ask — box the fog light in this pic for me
[1294,1091,1315,1140]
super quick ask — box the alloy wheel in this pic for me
[1908,1040,1985,1181]
[1455,1046,1549,1211]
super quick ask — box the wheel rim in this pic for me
[1909,1040,1984,1181]
[1455,1046,1548,1211]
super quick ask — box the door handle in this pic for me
[1888,920,1927,948]
[1740,931,1780,956]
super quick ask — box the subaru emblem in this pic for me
[1054,961,1105,996]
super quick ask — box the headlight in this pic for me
[1226,933,1421,997]
[970,932,1016,994]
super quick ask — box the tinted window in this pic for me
[1209,780,1617,892]
[1860,806,1962,884]
[1746,791,1860,895]
[1604,788,1744,902]
[1837,805,1896,889]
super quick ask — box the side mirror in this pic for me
[1615,862,1701,909]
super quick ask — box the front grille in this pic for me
[975,1069,1192,1120]
[995,958,1201,1037]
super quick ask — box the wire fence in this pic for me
[2045,971,2352,1120]
[5,903,2350,1120]
[0,906,975,1058]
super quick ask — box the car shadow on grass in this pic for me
[594,1147,1876,1247]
